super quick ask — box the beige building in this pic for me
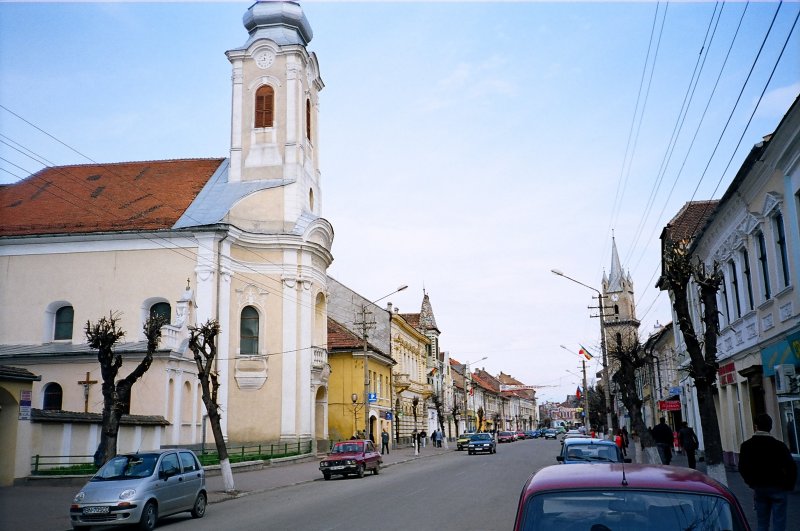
[0,1,334,482]
[391,308,432,442]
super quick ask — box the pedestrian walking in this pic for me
[420,430,427,448]
[652,417,673,465]
[622,426,630,449]
[615,429,627,457]
[381,428,390,455]
[678,421,699,469]
[738,413,797,531]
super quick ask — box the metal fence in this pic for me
[31,441,315,475]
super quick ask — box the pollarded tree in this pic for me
[450,402,460,438]
[477,406,485,432]
[86,312,166,466]
[431,391,448,448]
[608,330,657,463]
[188,319,235,493]
[662,237,726,484]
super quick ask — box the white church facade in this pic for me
[0,1,332,484]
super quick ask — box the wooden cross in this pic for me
[77,371,98,413]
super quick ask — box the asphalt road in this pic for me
[158,438,553,531]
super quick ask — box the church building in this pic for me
[0,1,333,484]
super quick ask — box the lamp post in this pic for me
[351,393,359,436]
[552,269,614,438]
[561,345,591,432]
[359,284,408,441]
[462,356,487,433]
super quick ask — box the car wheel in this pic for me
[191,492,207,519]
[373,462,380,475]
[357,464,365,478]
[468,450,473,455]
[138,501,157,531]
[323,472,331,480]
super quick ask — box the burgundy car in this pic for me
[514,463,750,531]
[498,431,515,443]
[319,440,382,480]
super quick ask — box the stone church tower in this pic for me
[602,237,641,352]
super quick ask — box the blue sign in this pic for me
[368,393,377,403]
[385,412,393,420]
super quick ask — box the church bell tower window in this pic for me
[255,85,274,128]
[306,98,311,142]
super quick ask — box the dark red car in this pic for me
[498,431,515,443]
[319,440,382,480]
[514,463,750,531]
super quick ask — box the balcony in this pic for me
[312,347,328,369]
[311,347,330,385]
[393,373,411,391]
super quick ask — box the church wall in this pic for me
[0,245,198,344]
[223,271,285,442]
[228,187,286,232]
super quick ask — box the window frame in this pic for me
[741,248,754,311]
[42,382,63,410]
[757,231,772,300]
[54,306,74,341]
[255,85,275,129]
[773,212,790,289]
[240,305,260,356]
[729,260,741,320]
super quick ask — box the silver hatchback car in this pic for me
[69,449,206,530]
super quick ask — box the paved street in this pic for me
[1,438,798,530]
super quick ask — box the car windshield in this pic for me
[472,434,492,441]
[92,454,158,481]
[500,431,513,436]
[563,444,621,462]
[518,490,745,531]
[332,443,363,453]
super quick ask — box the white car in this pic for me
[69,449,206,530]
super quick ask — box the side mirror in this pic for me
[556,455,564,462]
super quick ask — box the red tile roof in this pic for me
[398,313,420,328]
[0,158,224,237]
[662,200,719,243]
[327,317,365,350]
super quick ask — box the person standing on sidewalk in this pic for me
[381,428,390,455]
[738,413,797,531]
[678,421,699,469]
[652,417,673,465]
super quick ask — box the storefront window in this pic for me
[778,399,800,456]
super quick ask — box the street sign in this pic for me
[385,412,393,420]
[368,393,377,403]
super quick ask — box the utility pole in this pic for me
[355,304,376,441]
[596,293,615,436]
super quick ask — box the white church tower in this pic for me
[211,1,333,445]
[602,237,641,352]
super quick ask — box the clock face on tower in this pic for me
[611,294,619,302]
[254,50,275,69]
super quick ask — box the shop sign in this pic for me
[718,362,736,386]
[760,331,800,377]
[19,389,31,420]
[658,399,681,411]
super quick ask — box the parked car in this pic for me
[543,429,558,440]
[516,431,527,440]
[319,440,382,480]
[525,430,539,439]
[498,431,515,443]
[513,463,750,531]
[457,433,476,451]
[557,438,631,464]
[560,430,591,445]
[467,433,497,455]
[69,449,206,531]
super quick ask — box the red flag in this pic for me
[576,386,582,399]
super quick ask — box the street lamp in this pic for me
[552,269,614,437]
[351,393,359,436]
[561,345,591,432]
[360,284,408,441]
[462,356,487,433]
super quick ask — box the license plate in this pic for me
[331,466,344,470]
[84,506,110,514]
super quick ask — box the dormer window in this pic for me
[255,85,274,128]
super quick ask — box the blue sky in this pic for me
[1,1,799,404]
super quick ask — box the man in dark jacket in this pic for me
[652,417,673,464]
[739,414,797,531]
[678,421,699,469]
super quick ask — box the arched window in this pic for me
[43,382,63,410]
[240,306,259,355]
[255,85,274,128]
[54,306,74,340]
[306,98,311,142]
[150,302,171,323]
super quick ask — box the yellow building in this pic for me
[326,318,394,443]
[391,311,432,443]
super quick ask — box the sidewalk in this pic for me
[205,442,450,504]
